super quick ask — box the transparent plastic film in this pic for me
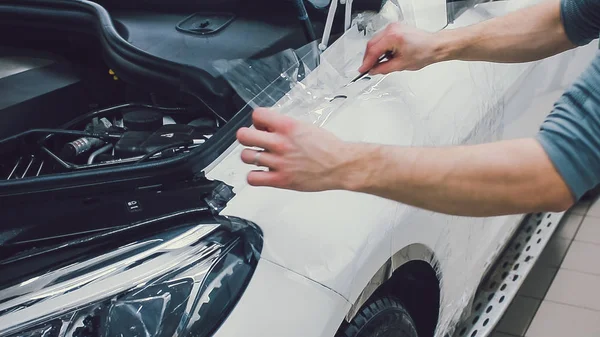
[212,0,415,127]
[201,1,594,337]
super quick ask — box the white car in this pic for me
[0,0,596,337]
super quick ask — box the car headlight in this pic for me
[0,215,262,337]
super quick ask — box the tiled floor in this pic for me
[491,196,600,337]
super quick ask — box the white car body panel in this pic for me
[212,258,351,337]
[206,0,599,335]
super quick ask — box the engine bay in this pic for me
[0,46,226,182]
[1,104,222,181]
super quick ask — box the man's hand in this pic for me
[236,108,357,192]
[358,22,441,75]
[359,0,573,75]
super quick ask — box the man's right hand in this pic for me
[358,0,572,74]
[358,22,441,75]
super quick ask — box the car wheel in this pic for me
[337,296,419,337]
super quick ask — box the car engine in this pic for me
[0,103,222,180]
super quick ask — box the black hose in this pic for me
[292,0,318,42]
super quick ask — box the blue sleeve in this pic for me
[536,51,600,201]
[560,0,600,46]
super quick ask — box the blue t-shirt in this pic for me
[535,0,600,201]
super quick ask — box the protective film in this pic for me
[212,0,416,127]
[205,0,599,336]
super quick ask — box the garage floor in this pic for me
[491,196,600,337]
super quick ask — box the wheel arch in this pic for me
[344,243,442,337]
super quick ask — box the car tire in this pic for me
[337,295,419,337]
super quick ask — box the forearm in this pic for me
[434,0,575,64]
[341,138,574,217]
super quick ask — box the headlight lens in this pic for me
[0,216,262,337]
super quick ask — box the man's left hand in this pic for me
[236,108,356,192]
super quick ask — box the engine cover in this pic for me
[0,47,88,139]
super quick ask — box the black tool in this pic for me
[348,50,394,85]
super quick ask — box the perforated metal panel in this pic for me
[452,211,565,337]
